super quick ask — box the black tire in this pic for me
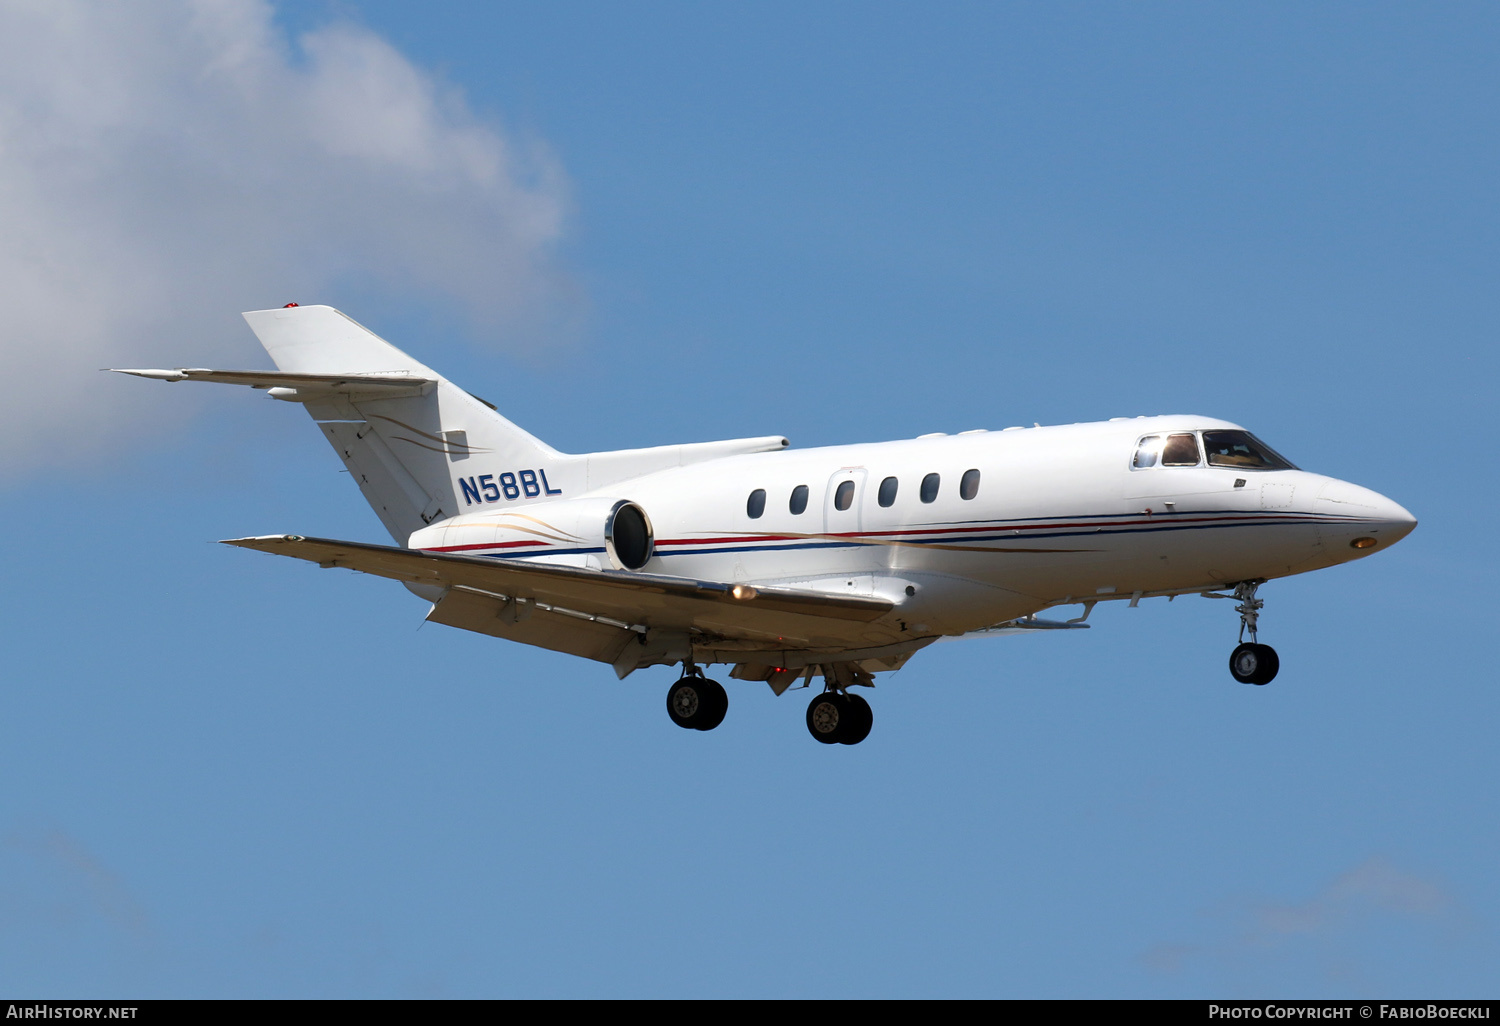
[667,676,729,730]
[838,693,873,745]
[696,679,728,731]
[667,678,704,728]
[1229,642,1280,685]
[806,692,847,744]
[1249,644,1280,685]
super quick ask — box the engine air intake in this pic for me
[605,501,654,571]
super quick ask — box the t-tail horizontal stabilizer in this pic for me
[107,367,437,400]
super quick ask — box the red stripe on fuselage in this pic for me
[428,540,550,552]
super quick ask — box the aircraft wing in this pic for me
[223,535,899,676]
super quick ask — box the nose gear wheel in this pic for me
[1230,642,1279,685]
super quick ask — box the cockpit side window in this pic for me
[1161,433,1201,467]
[1202,430,1297,470]
[1133,435,1162,468]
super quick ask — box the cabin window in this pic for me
[834,480,855,511]
[1202,430,1297,471]
[747,489,766,519]
[960,469,980,500]
[789,484,809,515]
[878,476,898,507]
[920,473,940,503]
[1162,433,1201,466]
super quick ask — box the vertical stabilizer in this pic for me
[241,306,564,543]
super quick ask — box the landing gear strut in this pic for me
[1228,580,1279,685]
[666,665,728,730]
[805,689,873,745]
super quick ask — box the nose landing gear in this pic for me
[1227,580,1279,685]
[666,667,728,730]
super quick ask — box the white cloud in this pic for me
[1249,857,1455,938]
[1,825,151,938]
[0,0,573,476]
[1141,856,1470,983]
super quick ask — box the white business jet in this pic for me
[115,305,1416,745]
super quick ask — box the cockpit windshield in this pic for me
[1201,430,1297,471]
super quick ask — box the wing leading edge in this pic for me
[223,535,903,678]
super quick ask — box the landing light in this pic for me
[731,584,757,600]
[1351,537,1378,549]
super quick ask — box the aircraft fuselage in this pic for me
[413,414,1415,638]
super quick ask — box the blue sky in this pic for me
[0,1,1494,997]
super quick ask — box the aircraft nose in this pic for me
[1377,494,1418,544]
[1314,478,1417,553]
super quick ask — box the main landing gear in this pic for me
[1227,580,1279,686]
[663,662,876,744]
[805,690,874,746]
[665,667,728,731]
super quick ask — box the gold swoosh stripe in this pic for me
[372,414,492,454]
[494,512,584,541]
[448,523,579,545]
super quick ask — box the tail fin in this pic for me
[228,305,789,544]
[243,306,561,543]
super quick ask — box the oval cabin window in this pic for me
[920,473,940,503]
[789,484,809,515]
[834,480,855,511]
[960,469,980,500]
[878,476,898,507]
[747,488,766,519]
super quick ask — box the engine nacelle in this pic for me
[409,496,655,571]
